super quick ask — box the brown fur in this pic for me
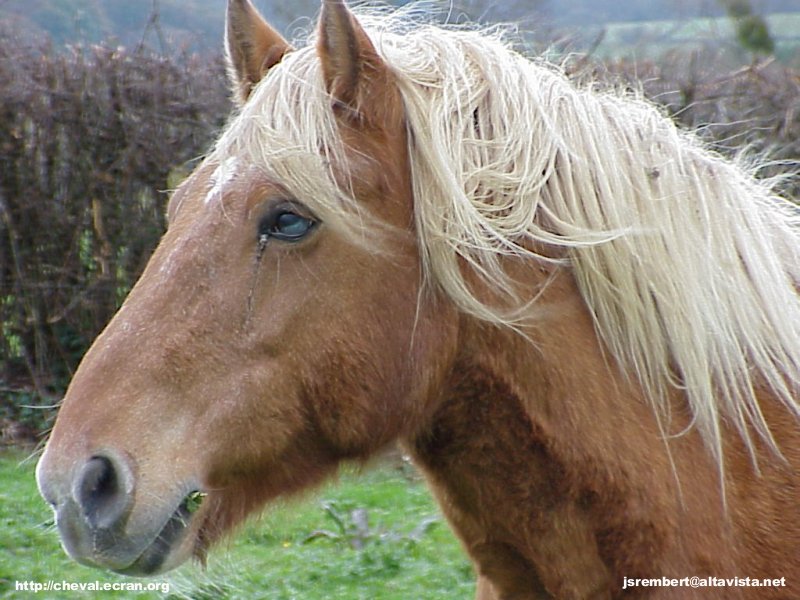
[406,273,799,598]
[36,1,799,597]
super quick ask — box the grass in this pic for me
[0,449,475,599]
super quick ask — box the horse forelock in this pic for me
[210,9,800,471]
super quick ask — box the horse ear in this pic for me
[226,0,292,105]
[317,0,395,124]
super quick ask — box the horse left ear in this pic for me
[226,0,293,105]
[317,0,397,125]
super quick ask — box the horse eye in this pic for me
[259,205,317,242]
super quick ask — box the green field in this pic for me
[0,450,475,599]
[594,12,800,60]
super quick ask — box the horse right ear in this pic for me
[225,0,292,105]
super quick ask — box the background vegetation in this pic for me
[0,38,229,436]
[2,0,798,53]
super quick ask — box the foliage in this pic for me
[0,35,230,431]
[735,17,774,55]
[0,452,475,599]
[302,500,439,550]
[719,0,775,55]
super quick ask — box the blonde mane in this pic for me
[214,11,800,470]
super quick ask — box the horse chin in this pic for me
[59,490,207,577]
[113,498,202,576]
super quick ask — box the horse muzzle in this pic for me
[37,451,203,575]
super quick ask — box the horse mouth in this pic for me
[114,490,206,576]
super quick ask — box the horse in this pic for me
[36,1,800,598]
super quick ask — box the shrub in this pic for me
[0,34,229,431]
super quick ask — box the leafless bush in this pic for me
[0,36,229,426]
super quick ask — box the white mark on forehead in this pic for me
[205,156,239,206]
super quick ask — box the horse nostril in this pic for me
[74,455,133,530]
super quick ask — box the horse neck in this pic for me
[404,266,747,595]
[410,265,700,485]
